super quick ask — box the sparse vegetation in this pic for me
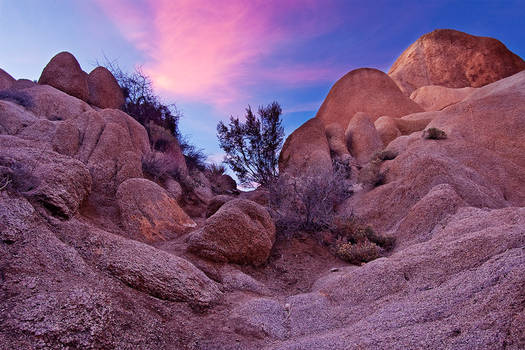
[423,127,447,140]
[0,89,33,108]
[269,160,353,235]
[358,161,388,188]
[217,102,284,187]
[101,58,208,172]
[374,149,397,161]
[333,217,395,264]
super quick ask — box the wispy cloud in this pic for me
[95,0,342,108]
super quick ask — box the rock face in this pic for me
[410,85,476,111]
[38,52,89,102]
[116,178,195,242]
[389,29,525,95]
[87,66,124,109]
[315,68,423,129]
[187,199,276,266]
[345,112,383,164]
[0,68,15,90]
[278,118,332,176]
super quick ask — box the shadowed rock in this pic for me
[87,66,124,109]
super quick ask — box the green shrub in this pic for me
[423,127,447,140]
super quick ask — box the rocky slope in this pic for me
[1,29,525,349]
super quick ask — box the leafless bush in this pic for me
[142,151,181,182]
[269,161,353,236]
[0,89,33,108]
[0,159,40,194]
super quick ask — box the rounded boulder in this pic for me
[38,52,89,101]
[187,199,275,266]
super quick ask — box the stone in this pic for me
[187,199,275,266]
[87,66,125,109]
[0,68,15,90]
[316,68,423,129]
[345,112,383,164]
[38,51,89,101]
[374,116,402,146]
[389,29,525,95]
[410,85,476,111]
[116,178,196,242]
[206,194,234,218]
[279,118,332,176]
[325,123,350,160]
[0,146,91,218]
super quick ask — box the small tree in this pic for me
[217,102,284,187]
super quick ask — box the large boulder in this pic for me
[0,68,15,90]
[187,199,275,266]
[0,146,91,218]
[279,118,332,176]
[315,68,423,129]
[374,116,402,146]
[87,66,124,109]
[410,85,476,111]
[38,52,89,102]
[116,178,196,242]
[325,123,351,160]
[345,112,383,164]
[389,29,525,95]
[18,84,92,121]
[344,70,525,237]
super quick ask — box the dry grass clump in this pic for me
[423,127,447,140]
[142,151,183,183]
[333,218,395,264]
[373,149,397,161]
[357,161,388,188]
[0,89,33,108]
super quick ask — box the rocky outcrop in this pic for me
[87,66,124,109]
[389,29,525,95]
[345,71,525,237]
[0,146,91,218]
[374,116,402,146]
[315,68,423,129]
[279,118,332,176]
[187,199,275,266]
[206,194,234,218]
[345,112,383,164]
[410,85,476,111]
[0,68,15,90]
[116,178,195,242]
[38,52,89,101]
[325,123,351,160]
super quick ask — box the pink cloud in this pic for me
[96,0,341,108]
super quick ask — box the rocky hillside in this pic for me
[1,29,524,349]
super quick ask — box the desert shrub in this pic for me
[336,240,380,264]
[423,127,447,140]
[0,159,40,194]
[148,122,178,152]
[178,136,207,171]
[374,149,397,161]
[269,161,353,236]
[358,161,388,188]
[217,102,284,187]
[0,90,33,108]
[333,217,395,264]
[142,151,182,182]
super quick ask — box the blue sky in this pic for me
[1,0,524,164]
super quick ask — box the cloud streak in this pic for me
[96,0,343,108]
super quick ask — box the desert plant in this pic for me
[0,90,33,108]
[336,240,380,264]
[373,149,397,161]
[217,102,284,187]
[0,175,11,191]
[142,151,182,182]
[269,161,353,236]
[358,161,388,188]
[423,127,447,140]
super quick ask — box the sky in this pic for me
[1,0,524,165]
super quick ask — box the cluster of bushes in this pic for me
[268,158,395,264]
[0,90,33,108]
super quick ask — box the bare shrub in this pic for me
[423,127,447,140]
[269,161,353,236]
[0,158,40,194]
[0,89,33,108]
[142,151,181,182]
